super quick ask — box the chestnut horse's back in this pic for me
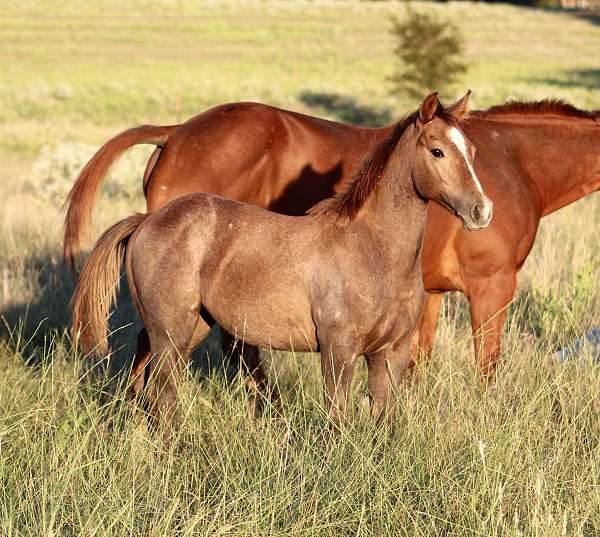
[63,102,385,268]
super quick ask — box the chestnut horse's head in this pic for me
[412,91,493,230]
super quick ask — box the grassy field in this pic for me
[0,1,599,535]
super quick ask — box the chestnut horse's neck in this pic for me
[480,115,600,216]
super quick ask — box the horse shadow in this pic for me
[0,252,234,391]
[268,163,340,215]
[492,3,600,28]
[531,68,600,91]
[570,9,600,27]
[298,90,393,127]
[0,254,76,363]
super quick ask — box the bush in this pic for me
[512,261,599,346]
[389,8,467,100]
[26,143,149,204]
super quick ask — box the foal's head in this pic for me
[411,91,493,230]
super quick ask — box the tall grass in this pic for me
[1,310,599,535]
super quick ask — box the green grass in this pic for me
[1,308,599,536]
[1,1,599,153]
[0,1,599,535]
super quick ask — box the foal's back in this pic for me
[128,193,329,351]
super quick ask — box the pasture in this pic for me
[0,1,599,535]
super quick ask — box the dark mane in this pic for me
[479,99,599,120]
[308,111,424,220]
[308,112,417,220]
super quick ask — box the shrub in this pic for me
[26,143,149,204]
[512,261,599,346]
[389,7,468,100]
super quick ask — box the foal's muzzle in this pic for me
[460,195,493,231]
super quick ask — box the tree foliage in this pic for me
[389,9,468,100]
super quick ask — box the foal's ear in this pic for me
[446,90,471,120]
[418,92,440,124]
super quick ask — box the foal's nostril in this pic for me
[471,204,483,223]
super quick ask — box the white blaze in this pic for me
[448,126,484,195]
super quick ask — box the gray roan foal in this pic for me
[71,92,492,426]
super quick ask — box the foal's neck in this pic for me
[353,132,428,265]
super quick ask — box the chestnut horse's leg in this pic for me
[467,272,517,378]
[319,341,357,425]
[366,339,412,422]
[129,328,152,399]
[220,332,275,417]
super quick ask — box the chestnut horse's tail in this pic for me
[63,124,173,269]
[71,213,147,357]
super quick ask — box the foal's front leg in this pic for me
[366,338,412,422]
[319,335,358,425]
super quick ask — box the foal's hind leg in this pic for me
[145,315,211,426]
[221,332,276,417]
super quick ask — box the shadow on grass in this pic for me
[298,90,393,127]
[491,4,600,28]
[570,8,600,27]
[531,68,600,91]
[0,253,236,393]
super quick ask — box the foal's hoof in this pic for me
[247,395,263,419]
[246,390,281,419]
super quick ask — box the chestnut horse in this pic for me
[64,95,600,384]
[71,93,492,423]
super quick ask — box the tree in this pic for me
[389,8,468,100]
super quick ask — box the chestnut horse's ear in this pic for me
[418,92,440,124]
[446,90,472,119]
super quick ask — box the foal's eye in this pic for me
[430,148,444,158]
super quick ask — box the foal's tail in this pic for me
[63,124,174,269]
[71,213,147,357]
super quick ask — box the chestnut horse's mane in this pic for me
[310,109,457,220]
[310,98,597,221]
[478,98,600,120]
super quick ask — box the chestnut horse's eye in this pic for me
[430,148,444,158]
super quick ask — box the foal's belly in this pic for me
[202,292,319,352]
[207,306,319,352]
